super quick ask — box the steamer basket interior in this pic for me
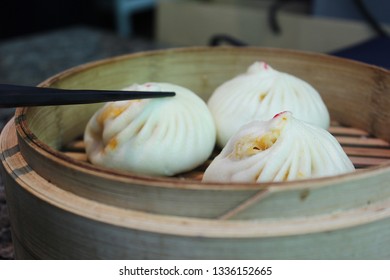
[14,47,390,219]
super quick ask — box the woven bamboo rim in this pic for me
[3,119,390,239]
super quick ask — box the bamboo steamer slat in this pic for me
[1,47,390,259]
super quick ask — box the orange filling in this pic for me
[97,102,135,125]
[231,130,280,159]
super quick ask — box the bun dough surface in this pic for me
[202,111,354,183]
[84,82,216,176]
[208,61,330,147]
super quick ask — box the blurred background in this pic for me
[0,0,389,86]
[0,0,389,259]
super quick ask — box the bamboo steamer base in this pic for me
[2,119,390,259]
[11,47,390,220]
[2,47,390,259]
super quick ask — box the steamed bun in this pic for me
[208,61,330,147]
[84,82,216,176]
[202,111,354,183]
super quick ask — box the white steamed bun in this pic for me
[208,61,330,147]
[202,111,354,183]
[84,82,216,176]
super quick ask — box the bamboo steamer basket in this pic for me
[1,47,390,259]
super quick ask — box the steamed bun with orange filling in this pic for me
[202,111,354,183]
[84,82,216,176]
[208,61,330,147]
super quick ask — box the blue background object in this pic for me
[312,0,390,25]
[331,37,390,69]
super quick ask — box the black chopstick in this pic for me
[0,84,175,108]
